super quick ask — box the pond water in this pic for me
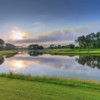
[0,51,100,81]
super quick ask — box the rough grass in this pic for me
[0,73,100,100]
[0,73,100,90]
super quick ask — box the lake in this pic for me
[0,51,100,81]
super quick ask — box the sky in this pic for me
[0,0,100,46]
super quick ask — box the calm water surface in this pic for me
[0,51,100,81]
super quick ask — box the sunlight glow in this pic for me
[9,29,30,40]
[8,60,30,71]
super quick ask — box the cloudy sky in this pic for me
[0,0,100,45]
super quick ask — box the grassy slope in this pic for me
[0,74,100,100]
[0,77,100,100]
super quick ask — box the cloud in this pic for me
[7,22,100,45]
[31,22,46,33]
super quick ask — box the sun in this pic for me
[10,29,30,40]
[12,31,24,40]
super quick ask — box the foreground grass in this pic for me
[0,74,100,100]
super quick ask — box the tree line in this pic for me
[1,31,100,50]
[0,39,16,50]
[48,44,75,49]
[47,32,100,49]
[76,32,100,48]
[28,44,75,50]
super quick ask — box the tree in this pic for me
[28,44,44,50]
[38,45,44,49]
[5,43,16,50]
[0,39,4,46]
[76,36,85,48]
[57,45,62,48]
[96,32,100,48]
[0,39,5,50]
[90,33,96,48]
[49,44,55,49]
[68,44,75,49]
[76,32,100,48]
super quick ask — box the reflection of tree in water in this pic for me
[76,56,100,69]
[5,54,17,58]
[28,51,43,56]
[0,57,4,65]
[0,54,17,66]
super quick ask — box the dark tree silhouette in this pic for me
[76,32,100,48]
[28,44,44,50]
[0,39,5,50]
[0,57,4,65]
[0,39,4,46]
[5,43,16,50]
[76,56,100,69]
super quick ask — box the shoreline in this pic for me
[0,73,100,90]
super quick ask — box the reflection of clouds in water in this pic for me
[6,60,31,71]
[6,54,97,74]
[8,55,76,70]
[0,54,100,80]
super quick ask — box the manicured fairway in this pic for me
[42,48,100,55]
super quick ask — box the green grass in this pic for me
[0,50,100,99]
[41,48,100,56]
[1,73,100,90]
[0,48,100,56]
[0,73,100,100]
[0,50,17,56]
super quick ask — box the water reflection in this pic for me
[76,56,100,69]
[0,52,100,80]
[12,55,72,70]
[0,57,4,65]
[0,53,17,65]
[7,60,30,71]
[5,53,17,58]
[28,51,43,56]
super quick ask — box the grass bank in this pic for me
[0,73,100,100]
[1,49,100,56]
[41,48,100,56]
[0,50,18,56]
